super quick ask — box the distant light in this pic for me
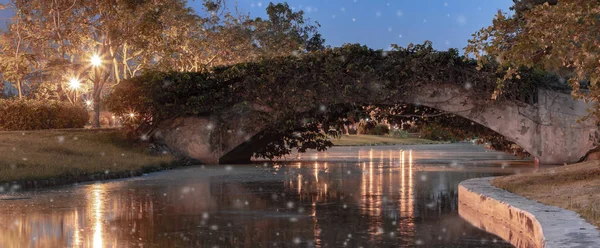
[85,100,92,106]
[129,113,135,118]
[68,78,80,89]
[91,54,102,66]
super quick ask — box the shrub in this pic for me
[0,99,88,130]
[370,124,390,135]
[389,129,409,138]
[419,123,457,141]
[357,120,389,135]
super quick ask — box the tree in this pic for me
[465,0,600,118]
[0,0,325,129]
[0,7,35,98]
[252,2,324,57]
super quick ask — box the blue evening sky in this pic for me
[0,0,514,53]
[189,0,514,52]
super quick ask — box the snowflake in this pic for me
[396,10,403,17]
[415,239,424,245]
[210,225,218,231]
[203,212,210,219]
[293,237,301,244]
[420,174,427,181]
[287,201,295,208]
[57,136,65,143]
[457,15,467,25]
[464,82,472,90]
[319,105,327,112]
[375,11,382,17]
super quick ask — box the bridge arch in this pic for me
[107,45,598,165]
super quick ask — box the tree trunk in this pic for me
[92,97,101,128]
[17,80,22,98]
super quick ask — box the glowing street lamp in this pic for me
[90,54,102,67]
[69,78,81,89]
[68,77,81,102]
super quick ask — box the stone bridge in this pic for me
[153,82,597,165]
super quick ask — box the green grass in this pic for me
[331,134,440,146]
[0,129,176,185]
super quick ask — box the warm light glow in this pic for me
[68,78,80,89]
[90,54,102,66]
[129,113,135,118]
[85,100,92,106]
[91,184,104,248]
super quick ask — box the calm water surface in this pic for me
[0,143,538,247]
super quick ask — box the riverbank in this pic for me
[332,134,439,146]
[0,129,178,191]
[492,160,600,227]
[459,177,600,248]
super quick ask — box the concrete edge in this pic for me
[458,177,600,248]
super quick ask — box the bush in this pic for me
[389,129,409,138]
[419,123,457,141]
[0,99,88,130]
[370,124,390,135]
[357,120,389,135]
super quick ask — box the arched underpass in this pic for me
[107,45,598,165]
[154,83,596,165]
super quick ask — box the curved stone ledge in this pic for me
[458,177,600,248]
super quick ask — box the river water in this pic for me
[0,143,537,247]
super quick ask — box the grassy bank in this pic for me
[0,129,177,190]
[492,161,600,227]
[332,134,440,146]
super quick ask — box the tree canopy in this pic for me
[466,0,599,119]
[106,42,547,158]
[0,0,324,127]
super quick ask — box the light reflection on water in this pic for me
[0,144,535,247]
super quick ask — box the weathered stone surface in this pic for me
[156,84,597,165]
[412,85,596,164]
[153,116,265,164]
[459,177,600,248]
